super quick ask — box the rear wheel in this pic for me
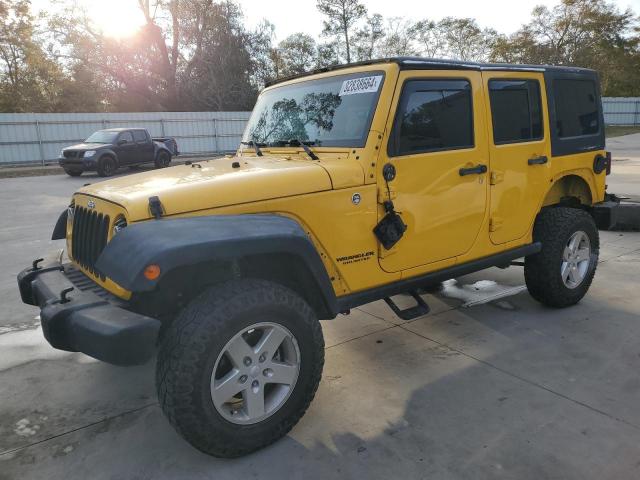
[97,156,117,177]
[63,169,82,177]
[155,150,171,169]
[156,279,324,458]
[524,207,599,307]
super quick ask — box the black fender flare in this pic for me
[153,143,172,159]
[95,214,338,318]
[52,209,68,240]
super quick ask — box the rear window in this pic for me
[489,79,543,144]
[553,79,599,138]
[389,79,474,156]
[132,130,147,142]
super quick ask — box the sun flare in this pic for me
[84,0,146,38]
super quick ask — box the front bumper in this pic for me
[58,157,96,170]
[17,259,160,366]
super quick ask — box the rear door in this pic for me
[378,70,490,273]
[132,130,154,163]
[483,71,551,244]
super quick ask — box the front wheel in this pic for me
[156,279,324,458]
[525,207,599,308]
[97,156,117,177]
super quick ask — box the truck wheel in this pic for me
[97,156,117,177]
[156,279,324,458]
[64,169,82,177]
[524,207,599,308]
[155,151,171,168]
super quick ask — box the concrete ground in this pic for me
[1,136,639,479]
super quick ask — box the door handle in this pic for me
[459,164,487,176]
[528,155,548,165]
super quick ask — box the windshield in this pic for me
[85,130,119,144]
[243,71,384,148]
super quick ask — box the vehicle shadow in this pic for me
[4,277,640,480]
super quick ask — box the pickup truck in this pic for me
[59,128,179,177]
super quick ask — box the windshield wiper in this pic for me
[270,139,319,160]
[240,140,264,157]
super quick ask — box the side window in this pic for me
[119,131,134,143]
[132,130,147,142]
[489,79,543,144]
[389,79,474,156]
[553,79,599,137]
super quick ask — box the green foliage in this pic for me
[0,0,639,113]
[317,0,367,63]
[0,0,64,111]
[491,0,640,96]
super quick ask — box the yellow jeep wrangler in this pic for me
[18,58,616,457]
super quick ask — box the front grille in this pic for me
[71,206,110,279]
[63,151,80,158]
[65,265,122,304]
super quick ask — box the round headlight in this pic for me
[113,216,127,236]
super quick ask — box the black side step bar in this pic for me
[384,291,430,320]
[335,243,541,314]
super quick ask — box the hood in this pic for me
[78,155,336,220]
[64,143,107,151]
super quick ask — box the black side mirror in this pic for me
[117,139,127,145]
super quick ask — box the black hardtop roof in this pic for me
[265,57,596,87]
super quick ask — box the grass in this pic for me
[606,125,640,138]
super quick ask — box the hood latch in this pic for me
[148,196,164,219]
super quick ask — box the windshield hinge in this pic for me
[377,189,397,203]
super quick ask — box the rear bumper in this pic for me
[592,194,640,231]
[17,259,160,366]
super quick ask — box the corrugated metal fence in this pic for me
[1,99,638,165]
[0,111,251,165]
[602,97,640,126]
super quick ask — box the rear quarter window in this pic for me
[553,79,600,138]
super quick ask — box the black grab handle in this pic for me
[528,155,548,165]
[459,164,487,176]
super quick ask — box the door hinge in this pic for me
[377,189,397,203]
[489,217,503,232]
[490,171,504,185]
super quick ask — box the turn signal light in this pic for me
[144,264,161,280]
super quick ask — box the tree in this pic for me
[353,13,385,61]
[277,33,317,76]
[0,0,64,111]
[437,17,498,61]
[491,0,640,96]
[316,0,366,63]
[379,17,419,57]
[413,17,497,61]
[48,0,263,111]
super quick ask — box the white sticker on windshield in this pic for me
[339,75,382,96]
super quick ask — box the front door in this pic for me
[378,71,490,273]
[115,131,136,164]
[482,72,551,244]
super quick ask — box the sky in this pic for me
[33,0,640,40]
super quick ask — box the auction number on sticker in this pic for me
[339,76,382,96]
